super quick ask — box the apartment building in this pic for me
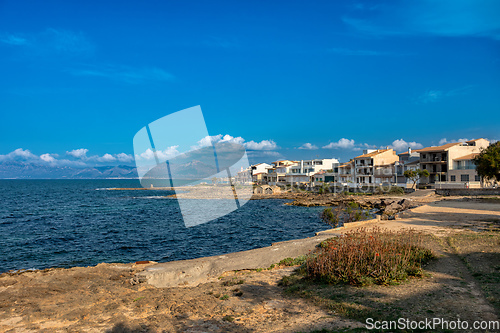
[338,160,355,185]
[354,149,399,185]
[395,148,421,186]
[447,153,481,183]
[285,158,339,185]
[311,169,339,186]
[252,172,267,184]
[235,167,252,184]
[263,160,297,185]
[250,163,272,175]
[416,139,489,184]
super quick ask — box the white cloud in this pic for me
[193,134,246,149]
[97,153,117,162]
[245,140,277,150]
[416,86,474,104]
[323,138,356,149]
[298,143,319,150]
[69,65,174,84]
[438,138,448,145]
[417,90,443,103]
[389,139,424,152]
[438,138,470,145]
[0,148,137,169]
[0,34,28,46]
[66,148,89,159]
[0,148,39,161]
[135,146,180,161]
[116,153,134,163]
[192,134,277,151]
[1,29,94,56]
[40,153,57,163]
[342,1,500,40]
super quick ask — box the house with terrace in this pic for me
[416,139,489,186]
[338,160,355,186]
[285,158,339,186]
[354,149,399,186]
[263,160,297,185]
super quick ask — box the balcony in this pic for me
[455,166,475,170]
[421,155,447,163]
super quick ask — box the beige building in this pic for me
[354,149,399,185]
[446,153,482,188]
[252,172,267,184]
[416,139,489,185]
[264,160,297,185]
[339,161,355,185]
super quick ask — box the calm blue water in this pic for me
[0,180,329,273]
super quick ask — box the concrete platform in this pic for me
[136,233,340,288]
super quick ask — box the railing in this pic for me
[422,157,447,162]
[454,165,476,170]
[435,181,481,189]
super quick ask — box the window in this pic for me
[422,154,426,159]
[450,175,456,182]
[461,174,469,182]
[475,175,480,182]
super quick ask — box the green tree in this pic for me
[473,141,500,182]
[404,169,430,189]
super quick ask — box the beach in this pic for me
[1,194,499,332]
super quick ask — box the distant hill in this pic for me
[0,162,139,179]
[0,160,220,179]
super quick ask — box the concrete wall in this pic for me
[436,188,500,196]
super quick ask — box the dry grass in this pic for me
[306,227,435,286]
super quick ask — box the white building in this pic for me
[250,163,272,176]
[264,160,298,185]
[285,158,339,185]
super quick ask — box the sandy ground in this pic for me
[0,194,499,332]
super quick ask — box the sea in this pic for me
[0,179,329,273]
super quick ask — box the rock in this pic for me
[382,202,403,215]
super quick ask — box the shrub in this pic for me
[374,186,404,195]
[320,203,371,228]
[306,227,434,286]
[279,255,307,266]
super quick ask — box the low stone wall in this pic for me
[436,188,500,196]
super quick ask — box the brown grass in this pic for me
[306,227,435,286]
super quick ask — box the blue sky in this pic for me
[1,0,499,167]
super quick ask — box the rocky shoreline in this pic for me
[252,192,420,218]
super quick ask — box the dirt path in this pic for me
[335,198,500,235]
[1,197,499,332]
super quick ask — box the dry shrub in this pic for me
[306,227,434,286]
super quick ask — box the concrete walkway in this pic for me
[137,234,340,288]
[406,189,435,197]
